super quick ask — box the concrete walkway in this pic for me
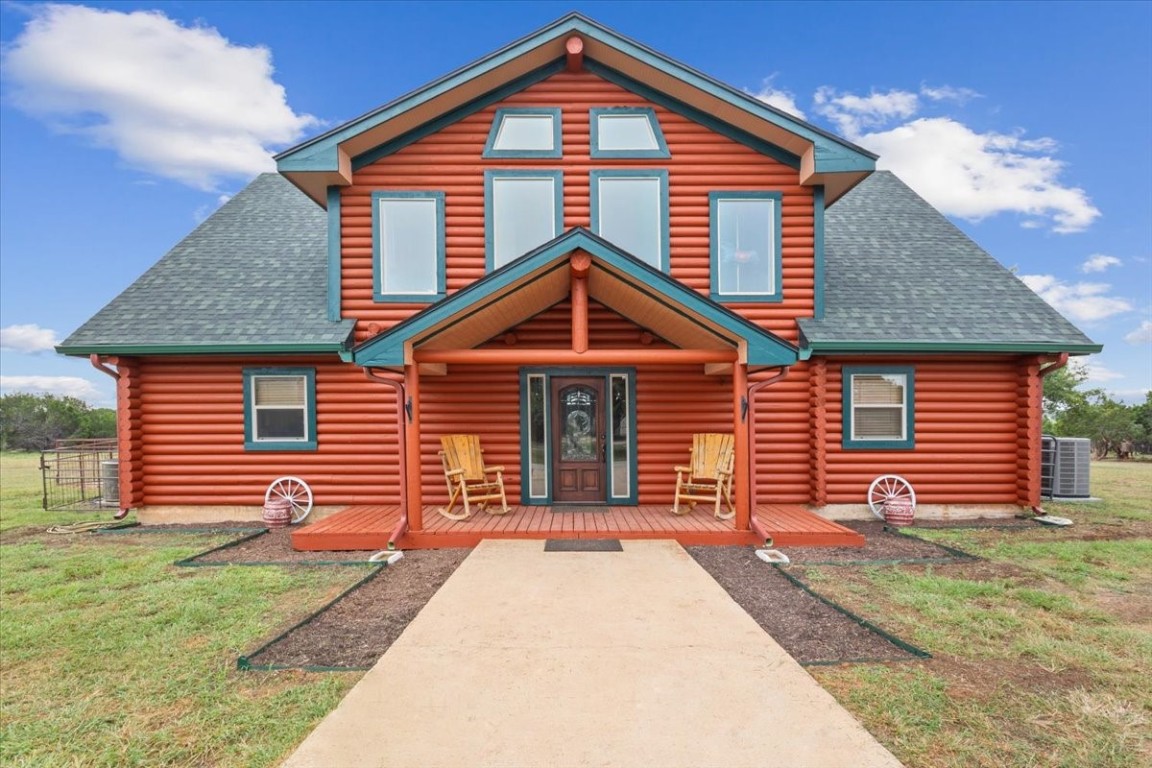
[282,540,902,768]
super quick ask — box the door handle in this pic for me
[600,433,607,462]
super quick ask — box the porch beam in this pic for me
[414,349,736,365]
[733,362,751,531]
[571,253,590,354]
[404,364,424,532]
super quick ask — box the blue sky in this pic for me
[1,1,1149,408]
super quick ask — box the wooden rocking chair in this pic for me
[672,433,735,520]
[438,434,510,521]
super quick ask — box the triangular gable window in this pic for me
[590,107,670,159]
[483,108,563,158]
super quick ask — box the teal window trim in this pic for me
[590,169,670,272]
[482,107,563,158]
[327,187,342,321]
[371,191,446,303]
[589,107,670,159]
[841,365,915,450]
[518,367,638,505]
[484,169,564,272]
[243,367,318,451]
[813,186,825,319]
[708,191,783,303]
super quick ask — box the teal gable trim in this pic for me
[327,187,341,321]
[276,14,874,176]
[590,169,669,272]
[243,367,318,452]
[484,169,564,272]
[585,62,801,169]
[352,228,797,368]
[352,63,564,170]
[589,107,670,159]
[371,191,446,303]
[813,186,825,320]
[709,191,783,303]
[841,365,915,451]
[483,107,563,159]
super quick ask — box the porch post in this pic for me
[404,363,424,531]
[733,362,751,530]
[570,252,591,354]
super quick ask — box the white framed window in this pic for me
[590,170,668,270]
[485,170,563,270]
[483,108,562,158]
[842,367,914,450]
[710,192,782,301]
[590,107,669,158]
[372,191,445,301]
[244,369,316,451]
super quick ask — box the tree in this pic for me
[1042,365,1087,432]
[0,393,116,451]
[1056,389,1144,459]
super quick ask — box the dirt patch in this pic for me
[927,656,1093,698]
[185,528,377,564]
[688,546,921,663]
[245,548,471,669]
[781,521,973,564]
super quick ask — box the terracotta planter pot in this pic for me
[883,499,915,526]
[262,498,293,528]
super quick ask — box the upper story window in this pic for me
[244,368,317,451]
[590,107,670,159]
[842,367,915,450]
[590,170,668,271]
[483,108,563,158]
[710,192,782,302]
[485,170,564,270]
[372,191,445,302]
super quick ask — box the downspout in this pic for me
[1032,353,1069,516]
[746,365,791,544]
[364,368,409,549]
[89,356,130,520]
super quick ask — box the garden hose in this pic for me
[46,520,136,535]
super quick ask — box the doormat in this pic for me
[544,539,623,552]
[550,506,609,513]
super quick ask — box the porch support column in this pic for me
[570,252,590,353]
[733,362,751,531]
[404,363,424,531]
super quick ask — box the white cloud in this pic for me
[1,4,319,190]
[0,375,103,401]
[1020,275,1133,322]
[748,77,806,119]
[1081,254,1122,273]
[1082,362,1125,383]
[0,324,61,353]
[1124,320,1152,345]
[814,86,920,136]
[861,118,1099,233]
[810,82,1100,234]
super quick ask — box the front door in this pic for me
[550,377,605,503]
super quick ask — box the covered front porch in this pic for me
[291,503,865,551]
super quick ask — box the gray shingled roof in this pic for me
[60,170,1097,356]
[58,174,355,354]
[798,171,1100,352]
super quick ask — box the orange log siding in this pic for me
[130,357,400,507]
[823,357,1034,505]
[342,69,814,345]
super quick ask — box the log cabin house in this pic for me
[58,14,1100,550]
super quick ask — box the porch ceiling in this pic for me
[352,228,797,369]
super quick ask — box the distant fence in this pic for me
[40,439,119,511]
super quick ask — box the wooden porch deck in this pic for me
[291,503,864,551]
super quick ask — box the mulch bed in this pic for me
[779,520,977,564]
[688,546,924,664]
[182,527,379,564]
[243,548,471,669]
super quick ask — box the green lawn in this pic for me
[2,453,1149,766]
[0,453,367,767]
